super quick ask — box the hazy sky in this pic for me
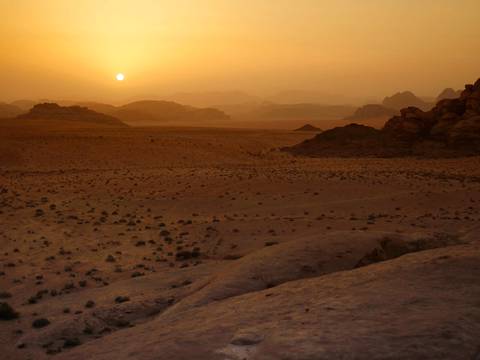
[1,0,479,103]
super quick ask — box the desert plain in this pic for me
[1,122,480,359]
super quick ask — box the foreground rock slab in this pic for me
[59,244,480,360]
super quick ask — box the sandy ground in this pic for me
[1,125,480,359]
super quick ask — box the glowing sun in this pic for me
[116,73,125,81]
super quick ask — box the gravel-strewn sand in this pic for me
[1,124,479,359]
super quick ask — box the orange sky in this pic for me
[1,0,479,103]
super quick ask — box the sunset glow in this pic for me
[0,0,479,102]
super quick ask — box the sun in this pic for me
[116,73,125,81]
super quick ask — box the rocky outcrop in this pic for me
[382,106,437,141]
[449,116,480,147]
[384,78,480,151]
[283,78,480,157]
[17,103,128,127]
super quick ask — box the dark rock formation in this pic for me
[384,78,480,151]
[283,78,480,157]
[17,103,128,127]
[294,124,322,132]
[449,116,480,148]
[383,106,437,141]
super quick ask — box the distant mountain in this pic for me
[162,91,260,108]
[17,103,127,127]
[0,103,23,118]
[48,100,231,126]
[267,90,351,105]
[240,103,356,121]
[74,102,119,116]
[112,100,230,125]
[345,104,397,121]
[10,99,38,111]
[382,91,432,111]
[294,124,322,132]
[436,88,462,102]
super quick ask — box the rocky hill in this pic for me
[285,123,390,157]
[284,78,480,157]
[16,103,127,127]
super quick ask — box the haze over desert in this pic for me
[1,1,480,360]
